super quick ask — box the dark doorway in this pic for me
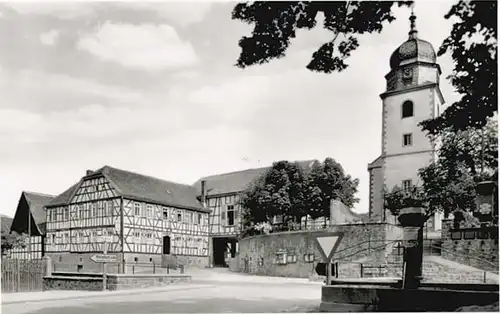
[213,237,238,267]
[163,236,171,254]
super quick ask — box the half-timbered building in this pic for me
[193,160,315,267]
[8,191,55,259]
[45,166,210,273]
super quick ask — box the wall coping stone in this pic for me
[109,274,191,279]
[44,276,102,281]
[241,222,394,241]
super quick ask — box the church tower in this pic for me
[368,10,445,228]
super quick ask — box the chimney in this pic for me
[86,170,94,176]
[201,180,207,207]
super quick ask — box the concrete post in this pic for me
[398,207,426,289]
[43,255,52,276]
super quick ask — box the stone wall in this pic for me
[320,283,500,312]
[43,274,191,291]
[107,274,190,290]
[237,223,403,278]
[422,259,488,284]
[43,276,103,291]
[441,219,499,271]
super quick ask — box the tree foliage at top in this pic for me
[420,1,497,135]
[240,160,309,227]
[233,1,498,134]
[232,1,412,73]
[307,158,360,219]
[239,158,359,232]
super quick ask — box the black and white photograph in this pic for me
[0,0,498,313]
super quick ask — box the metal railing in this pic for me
[429,243,498,271]
[334,239,402,262]
[123,262,185,275]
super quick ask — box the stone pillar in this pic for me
[398,207,426,289]
[208,237,214,268]
[43,255,52,276]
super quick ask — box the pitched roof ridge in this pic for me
[199,165,270,181]
[102,165,194,188]
[198,159,316,181]
[23,191,56,198]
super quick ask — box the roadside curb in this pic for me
[2,284,214,305]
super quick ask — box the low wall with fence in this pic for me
[43,273,191,291]
[236,222,403,279]
[441,219,499,271]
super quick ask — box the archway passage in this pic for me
[213,237,238,267]
[163,236,171,255]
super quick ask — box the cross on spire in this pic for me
[408,4,418,39]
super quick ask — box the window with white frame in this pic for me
[107,200,113,216]
[177,210,182,222]
[403,133,413,147]
[134,203,141,216]
[402,179,412,191]
[163,207,168,219]
[146,205,153,218]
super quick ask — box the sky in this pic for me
[0,0,461,217]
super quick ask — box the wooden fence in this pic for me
[1,258,46,293]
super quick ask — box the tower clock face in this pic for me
[402,68,413,81]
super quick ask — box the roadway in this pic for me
[2,269,322,314]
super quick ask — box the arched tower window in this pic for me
[402,100,414,118]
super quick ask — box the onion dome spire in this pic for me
[408,5,418,39]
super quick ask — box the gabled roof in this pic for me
[368,155,384,170]
[193,160,316,197]
[48,166,208,213]
[23,192,55,225]
[10,191,55,236]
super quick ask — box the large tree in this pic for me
[239,158,359,232]
[239,160,309,228]
[232,0,497,134]
[307,158,360,221]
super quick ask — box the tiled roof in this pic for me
[23,191,55,225]
[49,166,208,213]
[193,160,316,196]
[47,182,80,207]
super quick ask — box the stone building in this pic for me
[368,11,444,234]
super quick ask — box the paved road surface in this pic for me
[3,269,322,314]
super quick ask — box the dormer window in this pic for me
[402,100,414,118]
